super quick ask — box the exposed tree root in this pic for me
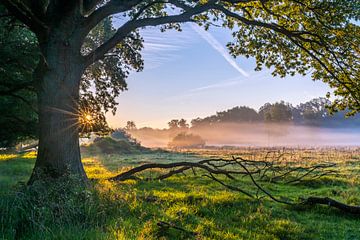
[108,156,360,215]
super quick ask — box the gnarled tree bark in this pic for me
[28,6,87,183]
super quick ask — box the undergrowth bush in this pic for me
[82,137,149,155]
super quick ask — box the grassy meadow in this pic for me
[1,148,360,239]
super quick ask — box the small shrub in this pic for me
[168,132,206,149]
[82,137,149,154]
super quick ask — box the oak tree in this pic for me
[2,0,359,183]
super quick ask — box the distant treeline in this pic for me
[190,98,360,128]
[123,97,360,148]
[124,98,360,132]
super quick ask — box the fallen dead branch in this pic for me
[108,158,260,181]
[302,197,360,214]
[108,156,360,215]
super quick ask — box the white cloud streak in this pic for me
[190,24,250,77]
[140,27,196,69]
[189,80,241,92]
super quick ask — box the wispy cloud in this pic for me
[114,16,194,69]
[165,76,245,102]
[189,80,242,92]
[140,27,196,69]
[190,24,250,77]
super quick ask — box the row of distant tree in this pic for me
[125,98,360,130]
[191,98,360,128]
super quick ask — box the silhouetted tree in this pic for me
[178,119,189,129]
[125,121,137,130]
[259,102,292,122]
[217,106,260,122]
[168,119,180,130]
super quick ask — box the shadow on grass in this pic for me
[0,153,35,191]
[287,176,350,188]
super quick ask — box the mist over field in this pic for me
[130,123,360,148]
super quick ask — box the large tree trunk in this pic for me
[29,27,87,184]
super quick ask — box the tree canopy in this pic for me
[2,0,359,115]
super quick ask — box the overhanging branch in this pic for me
[81,0,144,38]
[84,2,214,66]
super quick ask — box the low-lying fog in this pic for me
[130,123,360,148]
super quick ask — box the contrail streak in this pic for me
[190,24,250,77]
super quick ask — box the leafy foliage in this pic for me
[223,0,360,114]
[0,7,38,146]
[81,17,144,115]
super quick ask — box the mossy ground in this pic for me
[1,148,360,239]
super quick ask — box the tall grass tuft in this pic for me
[0,176,127,240]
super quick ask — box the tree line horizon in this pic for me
[123,97,360,131]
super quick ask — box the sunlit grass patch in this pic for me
[21,151,37,159]
[83,157,113,179]
[208,190,239,204]
[0,152,35,191]
[165,202,198,219]
[0,153,18,161]
[152,189,190,202]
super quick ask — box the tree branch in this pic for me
[2,0,47,33]
[81,0,144,40]
[109,159,253,181]
[213,4,360,106]
[84,2,214,66]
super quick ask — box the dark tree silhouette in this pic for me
[125,121,137,130]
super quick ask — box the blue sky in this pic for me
[106,24,332,129]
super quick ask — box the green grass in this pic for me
[1,149,360,239]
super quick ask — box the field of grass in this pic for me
[1,148,360,239]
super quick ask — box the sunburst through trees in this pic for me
[78,101,111,137]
